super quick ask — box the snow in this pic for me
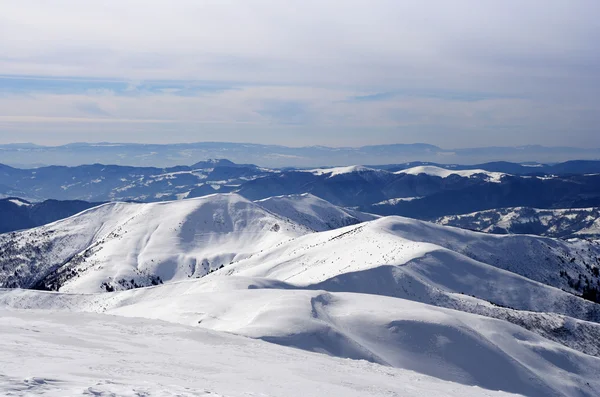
[396,165,506,182]
[255,193,378,231]
[373,196,423,205]
[8,198,31,207]
[1,309,518,397]
[0,194,312,292]
[2,278,600,396]
[2,194,600,396]
[176,191,191,200]
[301,165,386,177]
[577,218,600,236]
[220,217,600,324]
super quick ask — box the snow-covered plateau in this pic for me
[1,193,600,396]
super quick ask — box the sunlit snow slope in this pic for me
[223,216,600,315]
[255,193,378,231]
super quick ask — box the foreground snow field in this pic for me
[3,277,600,396]
[0,309,520,397]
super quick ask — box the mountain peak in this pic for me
[191,158,236,168]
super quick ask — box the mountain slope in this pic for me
[364,174,600,219]
[221,217,600,316]
[0,194,310,292]
[255,193,378,231]
[437,207,600,238]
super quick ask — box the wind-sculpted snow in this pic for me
[2,278,600,396]
[2,308,524,397]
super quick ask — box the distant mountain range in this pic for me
[1,142,599,167]
[0,197,101,233]
[0,159,267,202]
[372,160,600,175]
[1,159,600,234]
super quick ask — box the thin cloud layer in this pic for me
[0,0,598,146]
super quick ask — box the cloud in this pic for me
[257,100,312,125]
[0,0,598,147]
[351,93,396,102]
[74,101,111,117]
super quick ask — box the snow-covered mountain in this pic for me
[395,165,506,182]
[0,194,311,292]
[300,165,390,178]
[0,193,379,292]
[213,216,600,353]
[437,207,600,238]
[2,193,600,396]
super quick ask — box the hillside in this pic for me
[223,216,600,303]
[437,207,600,238]
[0,197,101,233]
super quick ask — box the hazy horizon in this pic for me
[1,140,600,150]
[1,141,599,169]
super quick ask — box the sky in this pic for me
[0,0,598,148]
